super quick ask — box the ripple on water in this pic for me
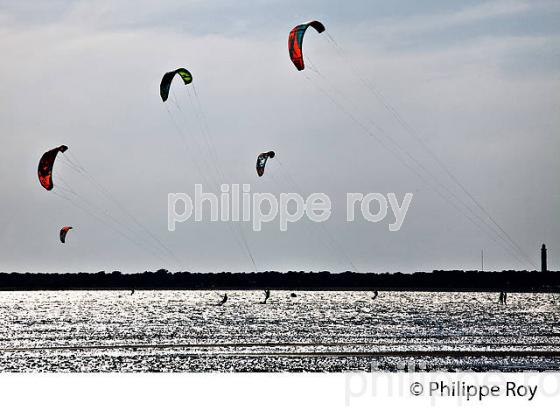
[0,291,558,371]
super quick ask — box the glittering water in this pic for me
[0,291,559,372]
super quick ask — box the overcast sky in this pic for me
[0,0,558,273]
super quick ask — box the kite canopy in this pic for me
[38,145,68,191]
[218,293,228,305]
[288,20,325,71]
[160,68,193,102]
[60,226,73,243]
[256,151,275,177]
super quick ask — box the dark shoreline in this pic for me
[0,270,558,292]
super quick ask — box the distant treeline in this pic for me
[0,270,559,292]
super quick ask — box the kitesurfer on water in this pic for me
[261,289,271,304]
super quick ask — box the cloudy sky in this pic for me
[0,0,558,273]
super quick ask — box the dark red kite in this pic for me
[288,20,325,71]
[60,226,73,243]
[38,145,68,191]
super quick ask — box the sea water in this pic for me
[0,291,558,372]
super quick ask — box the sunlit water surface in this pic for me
[0,291,559,372]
